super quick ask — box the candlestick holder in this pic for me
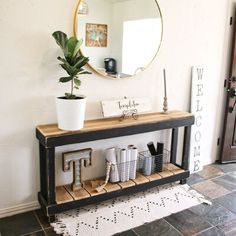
[163,96,168,113]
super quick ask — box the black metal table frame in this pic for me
[36,116,194,222]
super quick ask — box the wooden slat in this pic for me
[118,180,136,189]
[103,183,121,192]
[158,170,174,178]
[166,163,180,170]
[145,173,162,181]
[131,172,149,185]
[36,111,193,138]
[166,163,185,175]
[64,185,90,200]
[83,181,106,196]
[56,186,73,204]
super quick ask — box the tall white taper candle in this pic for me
[163,69,167,97]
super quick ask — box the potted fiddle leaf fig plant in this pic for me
[52,30,91,131]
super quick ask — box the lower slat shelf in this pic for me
[55,164,187,204]
[41,168,189,216]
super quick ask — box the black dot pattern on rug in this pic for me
[161,198,165,207]
[146,202,150,212]
[134,206,146,212]
[75,222,79,235]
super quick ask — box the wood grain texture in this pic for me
[166,163,185,175]
[103,183,121,192]
[64,185,90,200]
[132,172,150,185]
[83,181,106,196]
[118,180,136,189]
[145,173,162,181]
[56,186,73,204]
[158,170,174,178]
[36,111,193,138]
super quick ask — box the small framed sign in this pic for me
[101,97,152,118]
[85,23,107,47]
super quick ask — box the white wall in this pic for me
[0,0,232,216]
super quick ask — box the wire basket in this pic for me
[138,149,170,175]
[109,160,138,183]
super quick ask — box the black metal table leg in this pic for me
[180,125,191,184]
[170,128,178,164]
[182,126,191,170]
[39,143,47,199]
[39,144,56,220]
[45,147,56,205]
[48,215,56,223]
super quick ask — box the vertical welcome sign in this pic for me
[190,66,205,173]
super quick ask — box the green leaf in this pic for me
[74,78,81,87]
[66,37,78,60]
[72,39,83,58]
[74,86,79,90]
[59,76,73,83]
[73,56,89,69]
[60,63,74,76]
[57,56,67,63]
[52,31,68,56]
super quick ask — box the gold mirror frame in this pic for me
[73,0,163,80]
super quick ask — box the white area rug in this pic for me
[51,184,210,236]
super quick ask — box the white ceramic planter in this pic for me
[56,95,86,131]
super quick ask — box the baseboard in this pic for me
[0,201,40,218]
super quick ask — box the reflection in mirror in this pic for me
[74,0,162,79]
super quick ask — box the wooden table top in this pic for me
[36,111,194,138]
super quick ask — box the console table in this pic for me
[36,111,194,222]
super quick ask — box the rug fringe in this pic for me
[180,184,212,205]
[51,222,70,236]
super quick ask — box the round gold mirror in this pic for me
[74,0,163,79]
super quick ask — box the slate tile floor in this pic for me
[1,163,236,236]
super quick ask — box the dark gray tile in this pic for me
[165,209,211,236]
[212,175,236,191]
[212,163,236,173]
[217,218,236,235]
[133,219,182,236]
[189,201,236,226]
[195,227,225,236]
[114,229,138,236]
[22,230,46,236]
[0,211,42,236]
[191,180,230,199]
[34,210,50,229]
[187,173,205,186]
[197,166,224,179]
[215,192,236,214]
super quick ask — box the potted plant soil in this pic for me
[52,31,91,131]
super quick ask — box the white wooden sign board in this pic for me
[190,66,205,173]
[101,97,152,118]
